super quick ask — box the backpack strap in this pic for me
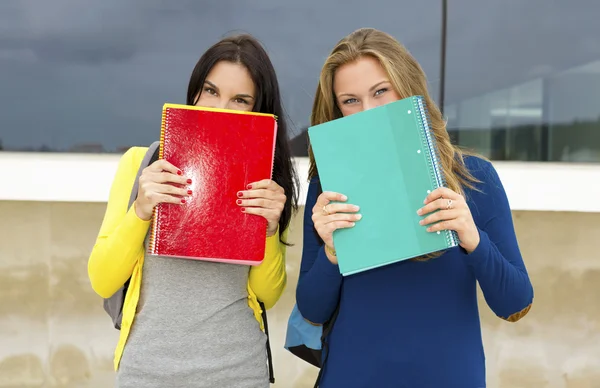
[260,301,275,384]
[102,141,161,331]
[128,141,160,210]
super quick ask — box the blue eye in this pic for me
[375,88,388,96]
[343,98,358,105]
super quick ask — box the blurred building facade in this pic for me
[1,0,599,387]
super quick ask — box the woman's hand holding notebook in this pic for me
[310,191,362,265]
[236,178,287,237]
[147,103,278,266]
[134,159,193,221]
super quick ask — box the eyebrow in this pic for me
[337,80,390,99]
[204,79,255,100]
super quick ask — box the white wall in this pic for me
[0,152,599,212]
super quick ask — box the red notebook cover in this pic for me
[148,103,278,265]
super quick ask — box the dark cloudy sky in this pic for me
[0,0,599,152]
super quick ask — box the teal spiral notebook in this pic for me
[308,95,459,276]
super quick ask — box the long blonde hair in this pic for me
[308,28,479,261]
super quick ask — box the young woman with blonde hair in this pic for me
[296,28,534,387]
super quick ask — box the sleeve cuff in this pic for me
[313,245,343,279]
[461,227,491,267]
[120,205,151,243]
[265,228,281,252]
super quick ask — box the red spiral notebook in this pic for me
[147,103,278,265]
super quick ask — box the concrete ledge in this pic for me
[0,152,598,212]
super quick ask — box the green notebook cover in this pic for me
[308,95,458,276]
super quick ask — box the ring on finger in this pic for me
[322,205,330,215]
[446,199,453,209]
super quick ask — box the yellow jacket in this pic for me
[88,146,287,370]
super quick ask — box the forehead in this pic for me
[333,56,389,94]
[206,61,255,94]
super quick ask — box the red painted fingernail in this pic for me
[187,190,192,195]
[187,179,192,184]
[177,170,182,175]
[247,184,252,189]
[237,191,243,198]
[181,199,186,204]
[237,199,242,205]
[241,207,246,212]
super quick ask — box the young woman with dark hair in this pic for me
[88,34,299,388]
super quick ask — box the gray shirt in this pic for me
[115,248,269,388]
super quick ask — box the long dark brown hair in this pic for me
[186,34,299,243]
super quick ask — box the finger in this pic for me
[141,183,188,200]
[322,203,360,214]
[241,206,278,220]
[311,204,358,223]
[149,182,190,198]
[418,197,462,216]
[247,179,284,193]
[238,188,283,200]
[314,191,348,208]
[150,171,192,186]
[426,219,460,233]
[424,187,462,204]
[237,198,283,210]
[321,213,362,224]
[324,220,356,234]
[419,209,460,226]
[145,192,185,206]
[148,159,181,175]
[313,213,359,229]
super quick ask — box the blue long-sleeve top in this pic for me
[296,156,534,388]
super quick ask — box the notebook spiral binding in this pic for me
[271,117,278,181]
[147,107,169,255]
[412,96,459,248]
